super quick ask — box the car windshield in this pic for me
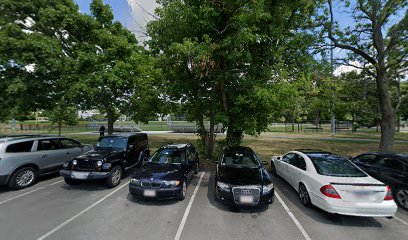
[308,154,367,177]
[148,149,185,165]
[96,137,128,149]
[221,151,260,168]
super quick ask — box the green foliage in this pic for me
[45,100,78,135]
[148,0,319,146]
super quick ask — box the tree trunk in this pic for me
[106,107,115,135]
[376,72,395,151]
[58,120,62,136]
[207,112,215,157]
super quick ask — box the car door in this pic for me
[286,154,307,188]
[370,156,405,187]
[279,153,295,182]
[126,136,138,167]
[59,138,84,162]
[185,146,196,180]
[33,139,66,172]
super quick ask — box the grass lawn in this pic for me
[69,133,408,171]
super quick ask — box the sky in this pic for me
[74,0,158,40]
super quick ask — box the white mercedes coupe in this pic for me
[271,150,397,217]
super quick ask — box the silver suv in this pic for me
[0,135,92,189]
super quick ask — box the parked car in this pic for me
[60,133,149,188]
[0,135,92,189]
[350,152,408,210]
[214,146,274,206]
[271,150,397,217]
[129,143,199,200]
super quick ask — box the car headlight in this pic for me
[163,180,181,187]
[130,178,141,186]
[216,181,230,192]
[262,183,274,193]
[72,160,78,165]
[97,160,103,167]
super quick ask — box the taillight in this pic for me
[320,185,341,199]
[384,186,393,200]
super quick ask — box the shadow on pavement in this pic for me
[206,171,269,214]
[126,193,180,206]
[274,175,383,228]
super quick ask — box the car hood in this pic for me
[218,166,263,186]
[76,148,123,161]
[134,163,184,180]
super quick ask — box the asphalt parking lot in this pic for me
[1,170,407,240]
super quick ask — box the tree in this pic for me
[148,0,318,154]
[45,100,78,136]
[0,0,80,121]
[69,0,156,135]
[323,0,408,151]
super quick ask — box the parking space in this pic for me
[0,172,407,240]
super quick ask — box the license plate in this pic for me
[71,172,89,179]
[353,190,371,196]
[239,195,254,204]
[143,190,156,197]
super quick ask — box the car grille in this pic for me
[232,186,261,204]
[141,181,162,188]
[75,160,98,171]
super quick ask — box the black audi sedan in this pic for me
[129,143,199,201]
[214,146,274,206]
[350,152,408,210]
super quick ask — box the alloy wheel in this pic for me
[111,169,121,185]
[299,185,310,205]
[16,170,35,187]
[396,189,408,209]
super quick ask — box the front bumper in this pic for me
[129,184,182,200]
[312,195,398,217]
[60,170,110,180]
[0,175,9,186]
[215,186,274,206]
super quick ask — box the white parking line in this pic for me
[0,179,64,205]
[36,181,130,240]
[394,216,408,226]
[174,172,205,240]
[275,191,312,240]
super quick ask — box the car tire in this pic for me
[271,162,277,175]
[106,166,122,188]
[299,183,312,207]
[194,162,199,175]
[179,180,187,201]
[8,167,37,190]
[64,178,81,185]
[395,187,408,210]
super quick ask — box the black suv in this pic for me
[129,144,199,200]
[60,133,149,188]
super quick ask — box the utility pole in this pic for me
[330,39,336,136]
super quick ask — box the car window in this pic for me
[373,157,403,172]
[38,139,61,151]
[149,149,185,165]
[354,154,377,164]
[291,154,306,171]
[97,137,128,149]
[221,151,259,168]
[283,153,295,164]
[60,139,81,149]
[6,141,34,153]
[308,154,367,177]
[187,147,196,161]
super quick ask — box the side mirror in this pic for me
[262,161,268,165]
[213,161,219,164]
[272,156,282,161]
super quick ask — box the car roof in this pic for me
[0,135,63,143]
[358,152,408,162]
[162,143,190,149]
[222,146,254,153]
[100,133,147,138]
[295,149,332,155]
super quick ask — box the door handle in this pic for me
[42,155,47,158]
